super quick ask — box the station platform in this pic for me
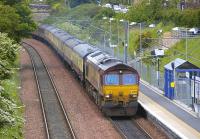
[139,81,200,139]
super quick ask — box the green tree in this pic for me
[127,2,152,22]
[0,4,21,41]
[0,0,22,6]
[0,1,36,42]
[94,7,115,19]
[15,3,37,39]
[148,0,163,21]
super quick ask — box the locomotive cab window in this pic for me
[104,74,119,85]
[122,74,137,85]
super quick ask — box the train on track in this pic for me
[33,24,140,116]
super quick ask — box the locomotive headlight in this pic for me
[105,94,110,98]
[105,94,112,99]
[129,91,137,98]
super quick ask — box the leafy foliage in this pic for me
[43,3,101,22]
[94,7,115,20]
[0,0,22,6]
[46,0,96,9]
[0,33,19,80]
[160,38,200,70]
[0,32,23,137]
[70,0,96,8]
[0,0,36,42]
[125,0,200,27]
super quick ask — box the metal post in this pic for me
[109,20,111,46]
[157,58,160,87]
[139,23,142,57]
[172,62,176,99]
[117,20,120,59]
[139,23,142,75]
[109,19,114,56]
[124,21,128,64]
[128,21,129,61]
[103,33,106,51]
[186,28,188,60]
[194,74,196,104]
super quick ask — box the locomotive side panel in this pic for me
[85,61,101,91]
[62,42,72,63]
[70,48,84,78]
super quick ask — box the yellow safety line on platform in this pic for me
[138,92,200,139]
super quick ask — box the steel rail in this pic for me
[109,118,127,139]
[110,117,152,139]
[133,119,153,139]
[22,43,50,139]
[22,41,76,139]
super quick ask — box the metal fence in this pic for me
[129,59,165,90]
[175,75,200,109]
[53,21,200,111]
[79,24,200,110]
[98,43,200,110]
[175,77,192,106]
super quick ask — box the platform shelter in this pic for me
[164,58,200,110]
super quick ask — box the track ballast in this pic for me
[111,117,151,139]
[23,42,76,139]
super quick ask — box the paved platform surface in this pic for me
[139,81,200,139]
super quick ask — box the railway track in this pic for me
[110,117,152,139]
[22,42,76,139]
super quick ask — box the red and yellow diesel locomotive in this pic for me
[34,24,140,116]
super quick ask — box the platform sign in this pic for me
[170,82,175,88]
[110,44,117,48]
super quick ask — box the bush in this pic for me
[135,31,153,50]
[0,33,19,80]
[124,0,200,28]
[94,7,115,20]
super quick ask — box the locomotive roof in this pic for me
[73,44,98,57]
[87,50,123,71]
[41,24,98,57]
[64,38,85,48]
[40,25,135,72]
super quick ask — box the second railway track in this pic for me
[110,117,152,139]
[22,42,76,139]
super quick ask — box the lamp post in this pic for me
[120,19,129,64]
[64,0,71,9]
[157,29,163,87]
[129,22,142,58]
[103,33,106,50]
[117,20,120,59]
[109,18,115,56]
[185,28,188,61]
[103,17,116,56]
[139,23,142,56]
[130,22,142,73]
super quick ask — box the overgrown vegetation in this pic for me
[159,38,200,70]
[0,33,23,138]
[0,0,36,42]
[0,0,32,137]
[123,0,200,28]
